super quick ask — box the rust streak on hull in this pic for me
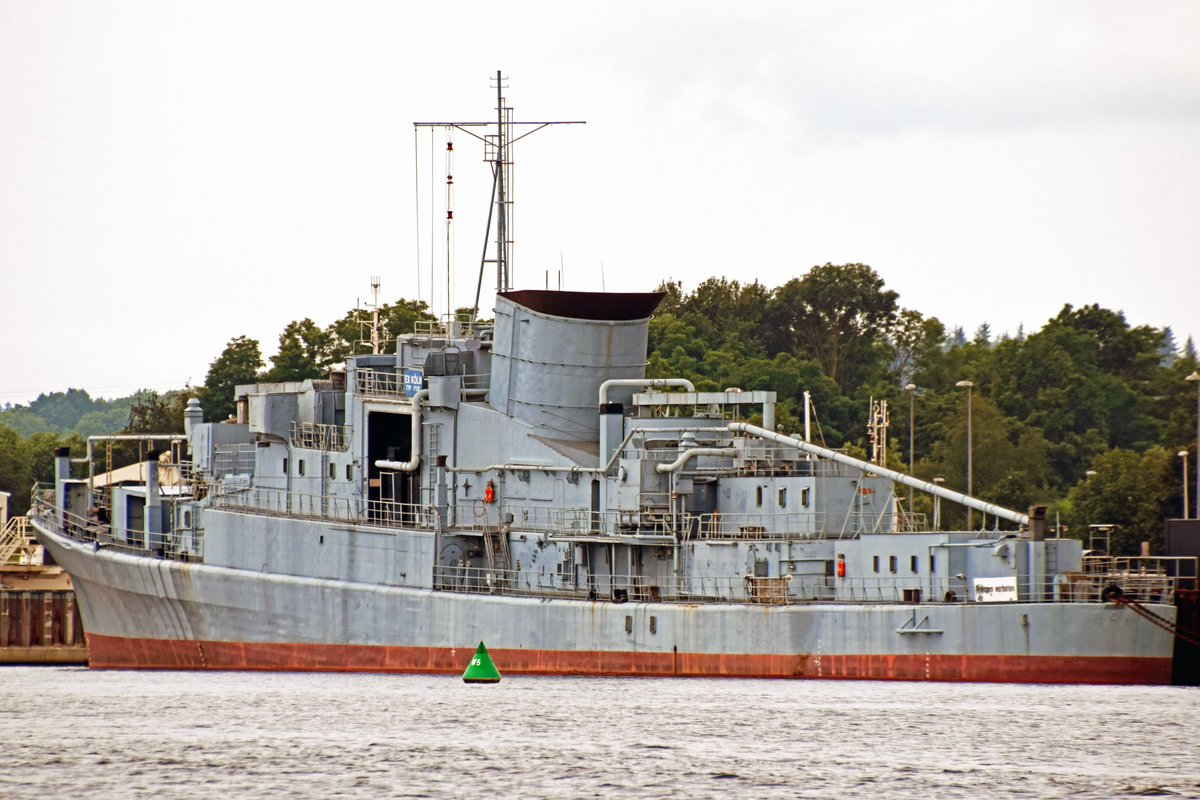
[86,633,1173,685]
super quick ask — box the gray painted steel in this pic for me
[28,287,1181,680]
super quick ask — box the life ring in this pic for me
[836,559,846,578]
[484,480,495,504]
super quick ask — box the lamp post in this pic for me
[1180,451,1191,519]
[956,380,974,530]
[1187,371,1200,519]
[905,383,916,519]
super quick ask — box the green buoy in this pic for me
[462,641,501,684]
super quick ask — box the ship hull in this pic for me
[34,524,1176,685]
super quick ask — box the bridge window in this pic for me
[778,487,787,508]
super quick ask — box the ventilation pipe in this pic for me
[374,389,429,472]
[183,397,204,441]
[54,446,71,526]
[729,422,1031,527]
[598,378,695,406]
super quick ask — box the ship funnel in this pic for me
[1028,505,1047,542]
[489,290,663,440]
[145,449,166,551]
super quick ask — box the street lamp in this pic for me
[956,380,974,530]
[905,383,917,517]
[1187,371,1200,519]
[1180,450,1191,519]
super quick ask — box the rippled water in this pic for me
[1,666,1198,799]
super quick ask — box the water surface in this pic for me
[2,667,1197,799]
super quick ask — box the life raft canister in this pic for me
[836,558,846,578]
[484,480,495,504]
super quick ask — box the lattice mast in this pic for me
[358,276,387,355]
[867,397,890,466]
[414,71,584,319]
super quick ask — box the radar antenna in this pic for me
[358,276,387,355]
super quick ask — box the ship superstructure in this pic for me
[29,77,1184,683]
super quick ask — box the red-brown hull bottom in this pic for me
[85,633,1173,684]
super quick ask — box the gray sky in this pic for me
[3,1,1198,407]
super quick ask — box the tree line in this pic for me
[2,263,1196,554]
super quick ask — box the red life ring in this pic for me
[484,481,495,503]
[836,559,846,578]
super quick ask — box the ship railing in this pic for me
[896,511,928,532]
[832,572,1182,605]
[1060,557,1194,605]
[413,314,483,340]
[442,504,672,539]
[0,515,38,565]
[290,422,350,452]
[432,565,797,605]
[693,511,829,540]
[28,493,202,561]
[460,372,490,394]
[208,484,438,528]
[1083,555,1198,589]
[355,367,407,400]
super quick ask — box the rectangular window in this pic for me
[346,464,352,481]
[930,554,937,573]
[778,487,787,508]
[329,463,335,479]
[282,459,288,475]
[911,555,919,573]
[756,487,763,507]
[889,555,898,573]
[298,459,305,476]
[801,487,810,507]
[873,555,880,573]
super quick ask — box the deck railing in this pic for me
[432,565,794,604]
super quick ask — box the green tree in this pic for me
[200,336,263,422]
[762,263,899,391]
[26,389,98,431]
[325,298,436,362]
[265,319,332,382]
[0,424,32,516]
[126,390,189,434]
[1064,447,1176,554]
[917,396,1052,528]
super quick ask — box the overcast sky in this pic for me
[3,1,1198,408]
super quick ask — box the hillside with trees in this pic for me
[2,265,1197,554]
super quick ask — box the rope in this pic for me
[1115,594,1200,649]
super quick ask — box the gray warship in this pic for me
[31,78,1181,682]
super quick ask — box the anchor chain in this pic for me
[1112,592,1200,649]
